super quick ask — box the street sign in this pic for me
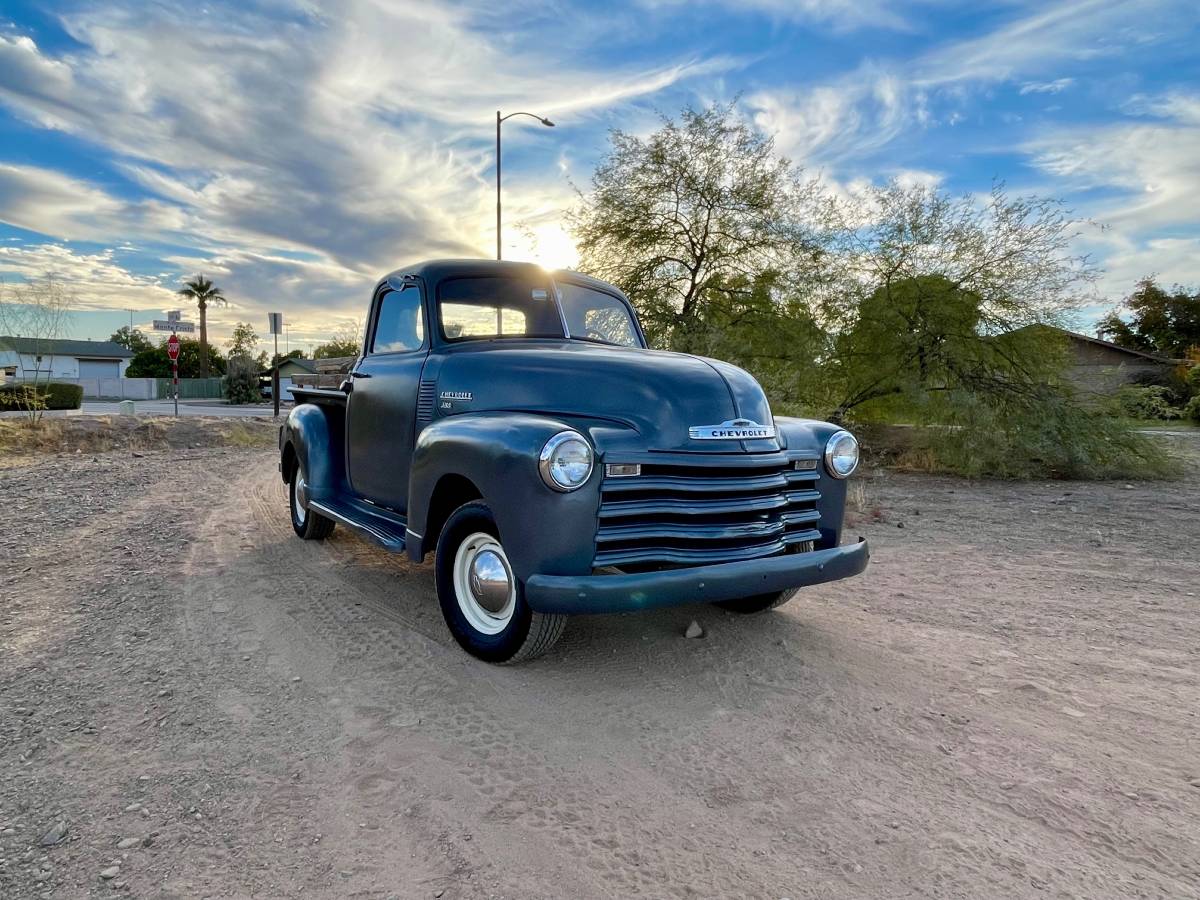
[153,319,195,333]
[268,312,283,334]
[166,334,181,361]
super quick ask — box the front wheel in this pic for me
[435,501,566,664]
[714,589,798,614]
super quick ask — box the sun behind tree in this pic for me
[177,275,227,377]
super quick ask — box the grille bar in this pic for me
[595,456,822,570]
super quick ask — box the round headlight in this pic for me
[539,431,593,491]
[824,430,859,479]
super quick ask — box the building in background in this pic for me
[0,336,134,385]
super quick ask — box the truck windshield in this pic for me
[439,275,565,342]
[556,282,642,348]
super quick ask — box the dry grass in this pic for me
[0,415,277,461]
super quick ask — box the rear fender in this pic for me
[407,412,602,580]
[281,402,346,503]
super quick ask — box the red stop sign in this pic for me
[166,334,180,361]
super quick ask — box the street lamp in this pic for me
[496,109,555,260]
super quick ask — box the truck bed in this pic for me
[288,385,348,407]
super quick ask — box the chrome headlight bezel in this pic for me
[824,430,859,479]
[538,431,594,492]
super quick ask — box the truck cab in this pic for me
[281,259,868,663]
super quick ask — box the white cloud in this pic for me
[747,0,1195,168]
[0,163,185,241]
[1019,78,1074,95]
[1025,91,1200,234]
[0,243,179,310]
[0,2,737,335]
[637,0,913,32]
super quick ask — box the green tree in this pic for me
[270,349,304,367]
[571,103,823,352]
[226,321,260,358]
[313,321,361,359]
[1097,279,1200,359]
[109,325,153,354]
[818,182,1092,421]
[126,338,226,378]
[177,275,227,377]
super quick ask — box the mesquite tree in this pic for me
[570,104,825,352]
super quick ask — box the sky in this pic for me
[0,0,1198,351]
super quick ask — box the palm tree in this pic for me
[177,275,227,377]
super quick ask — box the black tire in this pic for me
[435,501,566,664]
[714,589,798,614]
[289,464,335,540]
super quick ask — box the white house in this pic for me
[0,336,134,394]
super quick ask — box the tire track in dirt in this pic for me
[175,454,1200,899]
[224,466,778,897]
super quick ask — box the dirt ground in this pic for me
[2,433,1198,899]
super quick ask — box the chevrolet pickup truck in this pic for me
[280,259,868,663]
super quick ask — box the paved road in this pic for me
[82,399,290,418]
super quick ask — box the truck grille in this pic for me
[594,458,821,570]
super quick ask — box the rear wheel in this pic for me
[289,463,335,540]
[435,501,566,663]
[714,589,797,614]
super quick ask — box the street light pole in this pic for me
[495,109,555,260]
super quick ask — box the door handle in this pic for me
[350,370,371,378]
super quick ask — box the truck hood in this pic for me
[430,340,779,453]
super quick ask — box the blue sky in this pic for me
[1,0,1198,351]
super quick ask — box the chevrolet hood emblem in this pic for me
[688,419,776,441]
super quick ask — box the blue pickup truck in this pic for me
[280,259,868,663]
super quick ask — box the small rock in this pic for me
[896,521,904,529]
[1188,778,1200,788]
[116,837,139,850]
[39,821,68,847]
[1061,707,1086,718]
[291,676,302,683]
[99,866,120,880]
[1121,791,1139,801]
[684,620,704,639]
[123,803,141,813]
[141,835,155,847]
[435,892,445,899]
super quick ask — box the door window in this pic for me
[371,285,425,353]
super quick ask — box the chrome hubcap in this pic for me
[292,473,308,524]
[453,532,516,635]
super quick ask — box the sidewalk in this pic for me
[82,399,288,418]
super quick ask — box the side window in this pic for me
[371,285,425,353]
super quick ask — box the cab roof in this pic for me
[376,259,626,298]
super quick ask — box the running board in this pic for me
[307,497,407,553]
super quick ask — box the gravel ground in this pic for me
[1,443,1198,898]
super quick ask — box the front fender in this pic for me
[407,412,602,580]
[776,416,852,549]
[281,402,345,504]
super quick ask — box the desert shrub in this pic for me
[1115,384,1182,420]
[894,391,1179,480]
[0,381,83,410]
[1186,395,1200,423]
[223,354,260,405]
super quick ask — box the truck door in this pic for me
[346,282,428,511]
